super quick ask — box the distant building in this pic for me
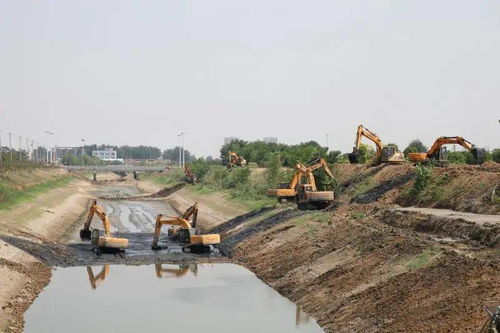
[224,137,239,145]
[92,148,118,161]
[263,137,278,144]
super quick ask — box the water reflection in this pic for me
[86,265,110,289]
[26,264,323,333]
[154,263,198,278]
[296,305,311,327]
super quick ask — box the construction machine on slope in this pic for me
[184,164,197,184]
[349,125,405,165]
[80,200,128,252]
[151,202,220,253]
[294,158,336,210]
[227,151,247,168]
[267,158,335,209]
[408,136,486,165]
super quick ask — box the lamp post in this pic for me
[8,132,12,162]
[45,131,54,163]
[177,132,185,168]
[81,139,85,165]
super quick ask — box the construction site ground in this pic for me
[0,163,498,332]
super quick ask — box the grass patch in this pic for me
[140,170,184,186]
[349,176,378,198]
[350,211,366,220]
[0,175,75,210]
[405,247,442,270]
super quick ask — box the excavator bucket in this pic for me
[348,150,360,164]
[80,228,92,240]
[471,147,486,165]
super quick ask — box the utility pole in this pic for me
[26,137,29,160]
[326,134,329,152]
[19,136,22,159]
[8,132,12,162]
[177,132,185,168]
[45,130,54,163]
[182,133,186,167]
[81,139,85,165]
[30,140,34,161]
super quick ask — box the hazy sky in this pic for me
[1,0,499,157]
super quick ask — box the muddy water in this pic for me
[24,263,323,333]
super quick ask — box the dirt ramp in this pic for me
[383,208,500,248]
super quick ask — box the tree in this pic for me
[162,147,195,163]
[327,150,342,164]
[492,149,500,163]
[404,140,428,156]
[357,144,375,164]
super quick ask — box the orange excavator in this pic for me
[348,125,404,165]
[184,164,197,184]
[227,151,247,168]
[408,136,486,165]
[80,200,128,251]
[267,158,335,209]
[151,203,220,253]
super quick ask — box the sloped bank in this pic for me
[163,178,499,332]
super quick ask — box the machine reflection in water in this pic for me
[154,263,198,278]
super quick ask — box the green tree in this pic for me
[492,149,500,163]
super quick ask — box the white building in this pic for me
[92,148,118,161]
[263,137,278,144]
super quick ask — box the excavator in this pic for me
[86,265,110,289]
[80,200,128,251]
[154,264,198,278]
[184,164,197,184]
[408,136,486,165]
[227,151,247,168]
[294,158,336,209]
[151,202,220,253]
[348,125,405,165]
[267,158,335,209]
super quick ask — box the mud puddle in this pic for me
[24,263,323,332]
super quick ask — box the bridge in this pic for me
[65,165,168,180]
[66,165,167,172]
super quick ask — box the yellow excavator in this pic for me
[294,158,336,209]
[349,125,404,164]
[151,202,220,253]
[267,158,335,209]
[408,136,486,165]
[86,265,110,289]
[154,264,198,278]
[227,151,247,168]
[184,164,197,184]
[80,200,128,251]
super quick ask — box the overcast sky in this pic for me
[1,0,499,157]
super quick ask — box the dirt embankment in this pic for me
[0,169,94,333]
[167,163,499,332]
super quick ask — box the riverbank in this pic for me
[143,165,499,332]
[0,169,94,333]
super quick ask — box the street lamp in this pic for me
[45,130,54,163]
[177,132,186,168]
[81,139,85,165]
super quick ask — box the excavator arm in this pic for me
[87,265,110,289]
[351,125,383,161]
[349,125,404,164]
[80,200,128,250]
[81,200,111,239]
